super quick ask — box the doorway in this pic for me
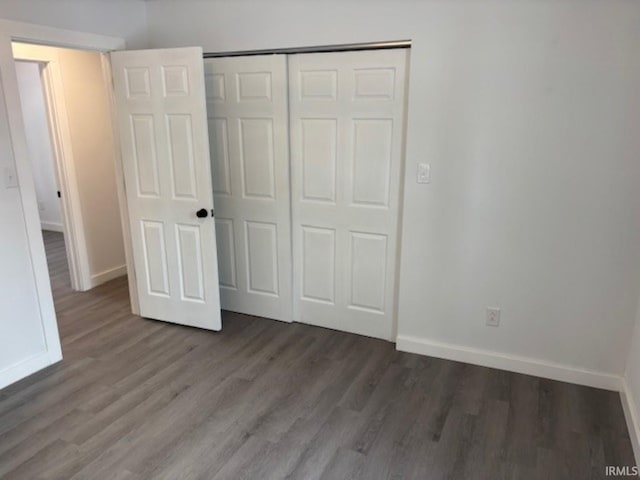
[12,42,127,298]
[13,58,72,297]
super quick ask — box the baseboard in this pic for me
[40,221,63,233]
[89,264,126,288]
[0,350,62,390]
[396,334,623,392]
[621,380,640,466]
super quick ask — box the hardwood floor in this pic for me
[0,230,635,479]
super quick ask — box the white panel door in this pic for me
[203,55,292,322]
[111,47,222,330]
[289,49,407,340]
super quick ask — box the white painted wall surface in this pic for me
[624,311,640,462]
[13,43,127,286]
[0,65,51,385]
[14,60,63,232]
[0,0,147,48]
[56,46,126,284]
[145,0,640,380]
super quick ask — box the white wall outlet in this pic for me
[417,163,431,184]
[38,201,45,212]
[486,307,501,327]
[4,165,18,188]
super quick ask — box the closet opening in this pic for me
[203,43,411,340]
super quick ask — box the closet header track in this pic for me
[203,40,411,58]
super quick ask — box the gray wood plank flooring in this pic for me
[0,230,635,479]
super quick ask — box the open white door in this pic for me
[111,47,222,331]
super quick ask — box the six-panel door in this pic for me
[111,47,222,330]
[288,49,408,340]
[203,56,292,322]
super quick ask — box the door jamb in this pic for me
[99,53,139,314]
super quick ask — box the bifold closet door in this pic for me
[203,55,292,322]
[289,49,407,340]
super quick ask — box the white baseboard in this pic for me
[40,221,63,232]
[621,380,640,466]
[396,334,623,392]
[89,264,126,288]
[0,350,62,390]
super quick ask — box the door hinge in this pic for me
[57,191,61,198]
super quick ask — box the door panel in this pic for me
[167,114,198,198]
[301,226,336,304]
[209,118,232,195]
[351,119,393,206]
[215,218,237,289]
[289,49,407,340]
[239,118,275,198]
[112,47,222,331]
[175,224,205,302]
[131,115,160,196]
[141,220,169,297]
[204,55,292,322]
[349,231,388,312]
[245,220,279,296]
[301,119,337,202]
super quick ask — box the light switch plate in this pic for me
[4,166,18,188]
[417,163,430,184]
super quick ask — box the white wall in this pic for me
[0,0,146,48]
[56,46,127,284]
[0,55,54,387]
[145,0,640,384]
[14,60,63,232]
[624,307,640,463]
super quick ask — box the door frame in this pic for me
[11,23,137,311]
[12,52,92,292]
[0,19,133,385]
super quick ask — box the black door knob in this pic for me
[196,208,208,218]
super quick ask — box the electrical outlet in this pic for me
[486,307,501,327]
[417,163,431,184]
[38,201,45,212]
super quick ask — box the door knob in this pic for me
[196,208,208,218]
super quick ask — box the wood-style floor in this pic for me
[0,230,635,479]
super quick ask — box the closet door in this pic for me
[289,49,407,340]
[204,55,292,322]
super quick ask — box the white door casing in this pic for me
[204,55,292,322]
[289,49,408,340]
[111,47,222,330]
